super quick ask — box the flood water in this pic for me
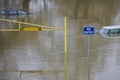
[0,0,120,80]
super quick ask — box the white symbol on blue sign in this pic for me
[83,26,94,35]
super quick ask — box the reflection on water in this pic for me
[0,0,120,80]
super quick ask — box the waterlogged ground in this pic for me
[0,0,120,80]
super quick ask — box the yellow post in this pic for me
[64,17,67,80]
[41,25,44,30]
[18,22,21,31]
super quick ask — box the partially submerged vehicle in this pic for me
[0,9,30,16]
[99,25,120,34]
[99,25,120,38]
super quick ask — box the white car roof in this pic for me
[103,25,120,29]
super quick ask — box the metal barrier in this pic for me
[0,18,64,31]
[0,17,68,80]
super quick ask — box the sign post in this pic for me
[83,26,94,80]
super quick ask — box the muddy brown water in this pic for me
[0,0,120,80]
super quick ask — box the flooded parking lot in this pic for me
[0,0,120,80]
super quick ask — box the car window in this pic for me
[109,29,120,34]
[18,10,27,15]
[8,11,17,15]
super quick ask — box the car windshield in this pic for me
[99,28,109,34]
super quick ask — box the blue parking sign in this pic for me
[83,26,94,35]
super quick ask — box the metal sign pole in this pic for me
[83,26,94,80]
[88,35,90,80]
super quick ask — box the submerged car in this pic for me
[99,25,120,38]
[99,25,120,34]
[0,9,30,16]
